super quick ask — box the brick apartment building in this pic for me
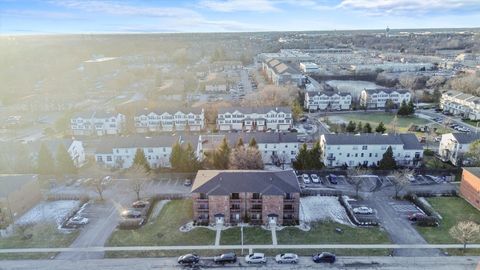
[191,170,300,226]
[460,167,480,210]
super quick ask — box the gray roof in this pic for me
[452,133,480,144]
[191,170,300,195]
[135,107,203,117]
[323,133,422,150]
[0,174,38,198]
[72,111,119,119]
[200,132,298,151]
[364,88,409,95]
[307,91,351,97]
[95,135,198,153]
[218,106,291,114]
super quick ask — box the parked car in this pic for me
[310,174,320,183]
[312,252,336,263]
[275,253,298,264]
[245,253,267,264]
[121,209,142,219]
[102,176,112,185]
[184,179,192,186]
[132,200,148,208]
[177,254,200,265]
[408,213,426,221]
[213,252,237,264]
[302,174,310,184]
[327,174,338,184]
[406,174,415,182]
[65,216,89,228]
[353,206,373,215]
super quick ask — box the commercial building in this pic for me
[71,111,125,136]
[438,133,480,166]
[320,133,423,168]
[360,88,411,109]
[460,167,480,210]
[304,91,352,111]
[134,108,205,132]
[217,107,293,132]
[191,170,300,226]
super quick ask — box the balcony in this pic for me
[196,198,208,203]
[250,199,262,204]
[250,208,262,213]
[327,156,336,160]
[283,207,295,212]
[230,199,241,204]
[197,207,209,212]
[284,198,295,203]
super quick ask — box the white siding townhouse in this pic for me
[320,133,423,168]
[217,107,293,132]
[360,88,411,109]
[304,91,352,111]
[71,111,125,136]
[134,108,205,133]
[198,132,299,165]
[262,58,305,86]
[438,132,480,166]
[440,90,480,120]
[94,135,198,169]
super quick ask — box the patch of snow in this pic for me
[300,196,352,225]
[15,200,80,226]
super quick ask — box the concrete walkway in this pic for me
[271,227,278,245]
[214,225,222,246]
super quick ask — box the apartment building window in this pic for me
[231,193,240,199]
[199,193,207,199]
[369,153,372,157]
[97,156,103,162]
[106,156,112,162]
[362,145,368,150]
[361,153,364,157]
[252,193,261,199]
[375,153,378,157]
[355,153,358,157]
[347,153,350,157]
[285,193,294,199]
[231,204,241,210]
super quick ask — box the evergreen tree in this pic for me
[346,121,356,133]
[363,122,373,133]
[375,122,387,133]
[356,122,363,133]
[385,99,395,112]
[184,143,200,172]
[407,100,415,115]
[307,141,324,169]
[293,144,309,170]
[213,138,230,169]
[378,146,397,170]
[37,143,54,175]
[55,144,77,174]
[397,100,409,116]
[170,143,183,171]
[236,137,244,149]
[249,137,258,148]
[133,148,150,171]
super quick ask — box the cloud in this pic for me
[199,0,280,12]
[2,9,78,19]
[337,0,480,16]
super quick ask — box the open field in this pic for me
[107,199,215,247]
[0,224,79,259]
[220,226,272,245]
[416,197,480,244]
[277,222,390,245]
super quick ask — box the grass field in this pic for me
[277,222,390,245]
[416,197,480,244]
[107,199,215,247]
[0,224,79,259]
[220,226,272,245]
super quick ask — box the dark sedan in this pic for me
[177,254,200,265]
[312,252,336,263]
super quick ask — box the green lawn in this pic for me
[220,226,272,245]
[0,224,79,260]
[277,222,390,245]
[423,155,456,169]
[462,119,479,127]
[416,197,480,244]
[337,113,430,132]
[107,199,215,246]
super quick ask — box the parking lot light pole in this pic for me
[241,224,244,255]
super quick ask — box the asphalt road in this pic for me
[0,256,478,270]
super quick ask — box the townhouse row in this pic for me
[438,132,480,166]
[440,90,480,120]
[71,106,293,136]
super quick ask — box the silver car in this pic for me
[275,253,299,264]
[245,253,266,264]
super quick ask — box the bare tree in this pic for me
[449,221,480,251]
[241,85,298,107]
[91,177,106,201]
[125,165,150,200]
[390,169,413,198]
[347,167,371,198]
[229,146,264,170]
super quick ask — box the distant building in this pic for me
[304,91,352,111]
[134,108,205,133]
[198,132,299,165]
[351,63,434,74]
[299,62,319,73]
[70,111,125,136]
[217,107,292,132]
[94,135,198,169]
[262,58,304,86]
[320,133,423,168]
[440,90,480,120]
[191,170,300,226]
[438,133,480,166]
[460,167,480,210]
[360,88,411,109]
[0,174,41,222]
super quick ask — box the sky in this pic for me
[1,0,480,34]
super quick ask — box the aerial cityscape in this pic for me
[1,0,480,269]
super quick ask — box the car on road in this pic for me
[302,174,311,184]
[310,174,320,183]
[408,213,427,221]
[327,174,338,184]
[312,252,336,263]
[177,254,200,265]
[245,253,266,264]
[353,206,374,215]
[65,216,89,228]
[213,252,237,264]
[275,253,299,264]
